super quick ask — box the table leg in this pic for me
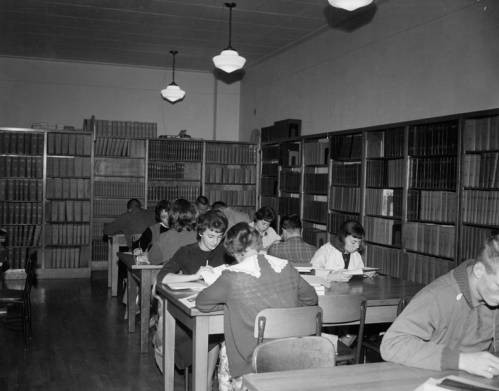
[127,270,136,333]
[107,241,112,288]
[111,243,119,297]
[192,316,210,391]
[140,271,152,353]
[163,299,175,391]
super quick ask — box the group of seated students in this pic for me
[107,196,499,388]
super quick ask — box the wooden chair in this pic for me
[252,336,336,373]
[0,251,37,347]
[254,305,323,343]
[320,294,366,364]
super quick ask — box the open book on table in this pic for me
[415,375,499,391]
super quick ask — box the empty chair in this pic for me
[252,336,336,373]
[320,294,366,364]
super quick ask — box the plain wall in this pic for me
[239,0,499,139]
[0,56,240,140]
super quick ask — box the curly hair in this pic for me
[224,222,262,256]
[196,210,228,237]
[168,198,196,232]
[154,199,171,222]
[254,206,276,223]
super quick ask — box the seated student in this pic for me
[196,222,318,390]
[134,199,170,252]
[147,198,197,265]
[311,220,366,282]
[212,201,251,229]
[249,206,281,251]
[103,198,155,249]
[195,195,210,216]
[268,214,317,265]
[153,210,233,386]
[381,237,499,379]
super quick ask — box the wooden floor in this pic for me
[0,271,188,391]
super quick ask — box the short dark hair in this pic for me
[168,199,196,232]
[127,198,142,210]
[224,222,262,256]
[475,237,499,274]
[254,206,276,223]
[211,201,227,210]
[280,214,302,231]
[196,195,209,207]
[337,220,365,243]
[196,210,228,237]
[155,200,171,221]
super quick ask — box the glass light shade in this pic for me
[327,0,373,11]
[161,83,186,103]
[213,49,246,73]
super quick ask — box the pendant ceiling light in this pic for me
[327,0,373,11]
[213,2,246,73]
[161,50,186,103]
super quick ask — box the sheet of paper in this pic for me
[295,265,313,273]
[199,264,228,285]
[301,274,330,288]
[179,293,198,309]
[414,375,499,391]
[165,281,207,291]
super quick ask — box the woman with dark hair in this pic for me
[196,222,317,390]
[134,199,171,251]
[147,198,197,264]
[311,219,366,282]
[250,206,281,251]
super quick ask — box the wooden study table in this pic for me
[242,361,499,391]
[108,234,127,297]
[118,252,162,353]
[156,274,424,391]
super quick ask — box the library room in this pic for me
[1,0,499,390]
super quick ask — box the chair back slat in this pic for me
[320,294,365,325]
[254,306,322,344]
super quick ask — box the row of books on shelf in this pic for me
[464,116,499,151]
[329,212,359,234]
[0,179,42,201]
[47,178,91,200]
[44,247,88,269]
[409,157,457,190]
[94,138,145,158]
[278,196,300,217]
[93,199,128,217]
[331,133,362,161]
[461,190,499,226]
[280,144,301,167]
[404,222,455,258]
[0,202,42,224]
[303,200,328,224]
[47,200,91,222]
[45,224,90,246]
[205,165,256,184]
[330,186,361,214]
[47,133,92,156]
[460,225,493,260]
[92,221,105,239]
[205,189,256,207]
[407,190,457,223]
[261,177,278,196]
[3,225,41,247]
[94,181,144,199]
[303,140,329,166]
[0,132,44,155]
[262,145,280,162]
[91,240,108,261]
[330,162,361,186]
[0,156,43,178]
[364,216,401,246]
[302,228,328,248]
[4,247,32,269]
[148,162,201,181]
[94,157,144,177]
[149,139,203,161]
[462,153,499,188]
[260,196,279,214]
[83,118,157,139]
[366,128,404,158]
[365,188,402,218]
[48,156,91,178]
[366,159,405,188]
[147,185,200,204]
[206,143,257,164]
[366,245,452,285]
[304,173,328,195]
[408,122,458,156]
[280,171,301,193]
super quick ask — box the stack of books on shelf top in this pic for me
[83,118,157,139]
[261,119,301,143]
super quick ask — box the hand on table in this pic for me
[459,351,499,378]
[327,270,353,282]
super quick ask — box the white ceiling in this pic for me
[0,0,379,71]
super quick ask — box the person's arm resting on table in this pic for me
[196,272,230,312]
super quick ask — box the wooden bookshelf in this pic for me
[278,140,302,230]
[259,143,280,217]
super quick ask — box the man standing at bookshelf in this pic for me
[103,198,155,249]
[268,215,316,265]
[381,237,499,379]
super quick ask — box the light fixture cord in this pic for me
[225,2,236,50]
[170,50,177,84]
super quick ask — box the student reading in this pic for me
[381,235,499,379]
[196,222,318,389]
[133,199,170,251]
[249,206,281,251]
